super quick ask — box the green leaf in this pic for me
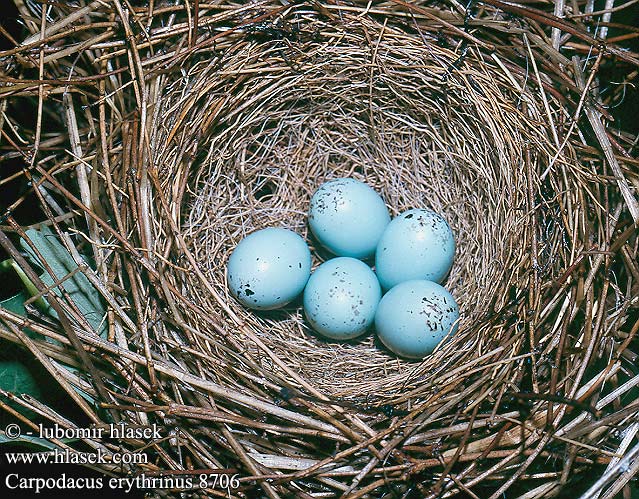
[0,289,28,317]
[21,227,107,338]
[0,265,42,415]
[0,361,41,398]
[0,228,104,416]
[0,360,42,418]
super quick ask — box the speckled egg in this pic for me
[375,280,460,359]
[303,257,382,340]
[375,208,455,290]
[227,228,311,310]
[308,178,391,259]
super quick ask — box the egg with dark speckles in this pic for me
[308,178,390,259]
[227,228,311,310]
[303,257,381,340]
[375,280,460,359]
[375,208,455,290]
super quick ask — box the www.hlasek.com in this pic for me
[5,447,147,465]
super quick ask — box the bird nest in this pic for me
[1,1,638,498]
[162,17,577,399]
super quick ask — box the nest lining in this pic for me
[152,18,578,400]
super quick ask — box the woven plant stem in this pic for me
[580,441,639,499]
[573,57,639,223]
[0,317,99,422]
[551,0,565,49]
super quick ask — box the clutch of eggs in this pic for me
[226,178,460,360]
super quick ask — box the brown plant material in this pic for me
[0,1,638,497]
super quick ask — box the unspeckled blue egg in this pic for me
[375,280,460,359]
[308,178,390,259]
[375,208,455,290]
[303,257,382,340]
[227,228,311,310]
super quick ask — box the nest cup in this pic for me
[156,15,575,400]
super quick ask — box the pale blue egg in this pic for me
[303,257,381,340]
[375,208,455,290]
[227,228,311,310]
[308,178,390,259]
[375,280,460,359]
